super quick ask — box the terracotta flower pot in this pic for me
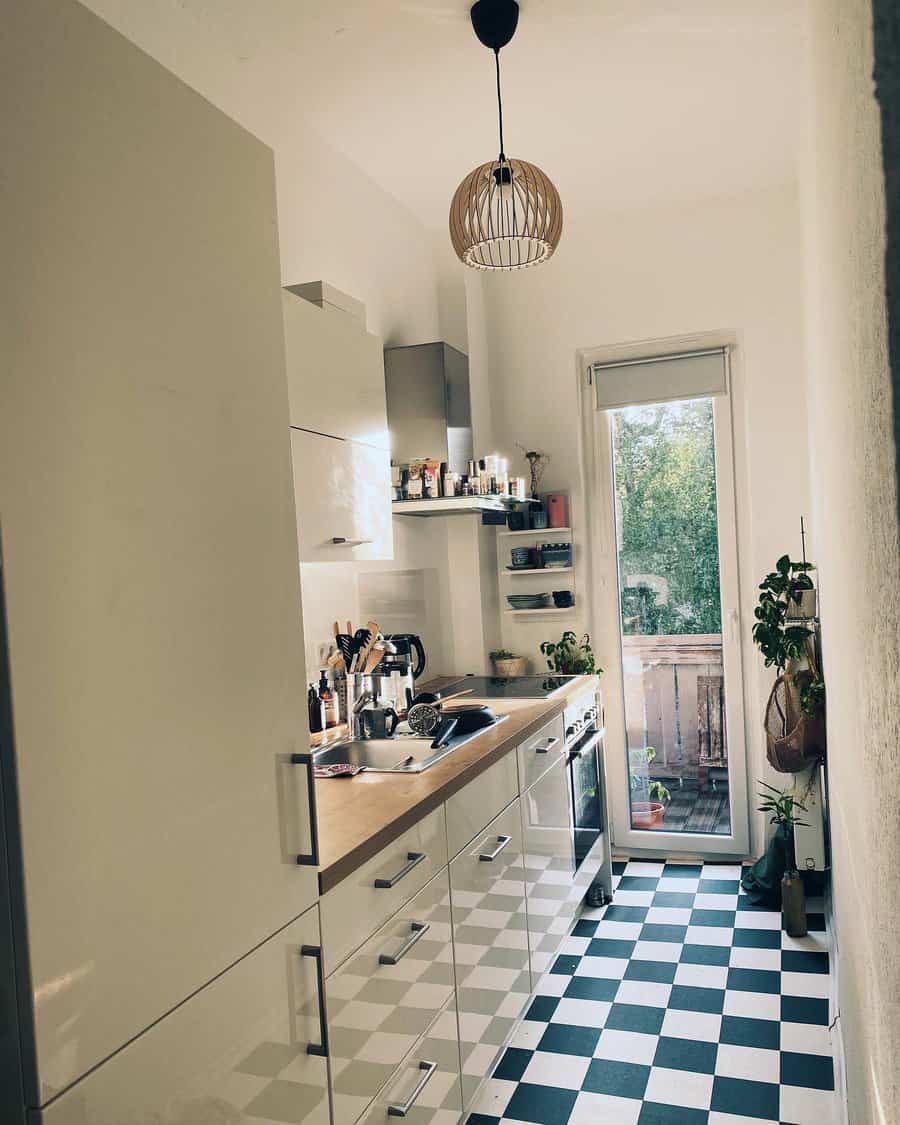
[631,801,665,829]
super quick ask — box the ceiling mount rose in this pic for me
[449,0,563,270]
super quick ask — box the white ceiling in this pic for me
[86,0,806,230]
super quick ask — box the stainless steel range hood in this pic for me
[383,342,473,472]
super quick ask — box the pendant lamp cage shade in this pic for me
[449,0,563,271]
[450,156,563,270]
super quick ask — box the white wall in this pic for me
[801,2,900,1121]
[480,183,812,855]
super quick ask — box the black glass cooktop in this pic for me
[438,675,575,699]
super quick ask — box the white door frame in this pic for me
[577,331,750,858]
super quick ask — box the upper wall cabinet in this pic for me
[282,289,390,450]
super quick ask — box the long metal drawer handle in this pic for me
[300,945,329,1058]
[379,921,431,965]
[374,851,426,889]
[479,834,512,862]
[387,1060,438,1118]
[290,753,319,867]
[534,737,559,754]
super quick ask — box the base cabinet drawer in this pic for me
[38,905,329,1125]
[449,798,530,1110]
[320,807,447,972]
[445,750,518,860]
[517,714,565,792]
[520,754,577,979]
[355,1003,462,1125]
[327,871,454,1125]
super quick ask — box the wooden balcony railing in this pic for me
[622,633,726,782]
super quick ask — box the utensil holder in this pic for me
[343,673,376,737]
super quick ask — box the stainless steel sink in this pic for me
[313,718,508,774]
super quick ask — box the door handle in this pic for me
[300,945,328,1057]
[290,753,319,867]
[387,1060,438,1117]
[534,737,559,754]
[479,834,512,862]
[374,851,426,888]
[379,921,430,965]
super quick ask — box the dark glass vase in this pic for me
[781,867,807,937]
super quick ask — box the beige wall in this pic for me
[480,183,812,855]
[801,2,900,1121]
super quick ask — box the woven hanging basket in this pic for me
[764,672,826,773]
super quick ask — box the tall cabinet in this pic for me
[0,2,319,1121]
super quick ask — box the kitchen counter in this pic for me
[313,674,598,893]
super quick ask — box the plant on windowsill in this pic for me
[540,630,600,676]
[752,553,826,770]
[628,747,671,829]
[743,782,810,935]
[489,649,528,677]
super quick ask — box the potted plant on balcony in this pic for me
[489,649,528,677]
[629,747,671,829]
[540,631,600,675]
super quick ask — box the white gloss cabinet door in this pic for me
[291,429,393,563]
[38,907,330,1125]
[282,291,389,450]
[448,799,531,1110]
[520,754,577,979]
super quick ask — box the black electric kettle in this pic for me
[382,634,426,680]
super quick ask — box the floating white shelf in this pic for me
[505,567,574,576]
[392,496,507,516]
[498,526,572,538]
[505,607,576,616]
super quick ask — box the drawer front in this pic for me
[321,806,447,971]
[517,714,566,791]
[520,754,577,979]
[356,1002,462,1125]
[449,799,530,1109]
[445,750,518,860]
[39,905,329,1125]
[327,872,454,1125]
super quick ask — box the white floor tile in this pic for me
[553,997,612,1029]
[521,1049,591,1090]
[674,962,729,989]
[660,1008,722,1043]
[656,876,701,893]
[700,864,744,880]
[733,910,782,930]
[632,940,683,963]
[509,1020,546,1049]
[645,906,693,925]
[729,946,782,971]
[780,1083,838,1125]
[614,890,655,907]
[580,906,609,921]
[782,931,830,954]
[575,955,629,980]
[560,935,591,956]
[685,925,734,946]
[644,1066,713,1110]
[614,979,672,1008]
[714,1042,781,1083]
[694,893,740,911]
[780,1020,833,1056]
[469,1078,517,1116]
[593,920,644,941]
[709,1113,779,1125]
[592,1027,658,1064]
[723,989,781,1021]
[782,970,831,998]
[569,1091,642,1125]
[534,972,569,997]
[624,861,666,877]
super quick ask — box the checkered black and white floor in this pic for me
[466,859,837,1125]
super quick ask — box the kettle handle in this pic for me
[410,635,426,679]
[385,707,400,737]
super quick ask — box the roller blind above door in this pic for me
[591,347,729,410]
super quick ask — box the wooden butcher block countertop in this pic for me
[314,674,598,893]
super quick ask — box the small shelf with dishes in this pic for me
[506,606,577,617]
[506,566,573,575]
[499,525,571,538]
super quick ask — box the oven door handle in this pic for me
[566,728,603,761]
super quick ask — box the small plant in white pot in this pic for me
[490,649,528,677]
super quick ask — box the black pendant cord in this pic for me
[494,48,506,161]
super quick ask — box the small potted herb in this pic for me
[540,631,600,676]
[629,747,671,828]
[490,649,528,677]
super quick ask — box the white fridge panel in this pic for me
[36,906,330,1125]
[1,0,318,1104]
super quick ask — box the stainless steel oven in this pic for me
[564,695,604,872]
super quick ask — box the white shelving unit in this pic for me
[497,522,576,620]
[505,607,575,617]
[498,526,572,538]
